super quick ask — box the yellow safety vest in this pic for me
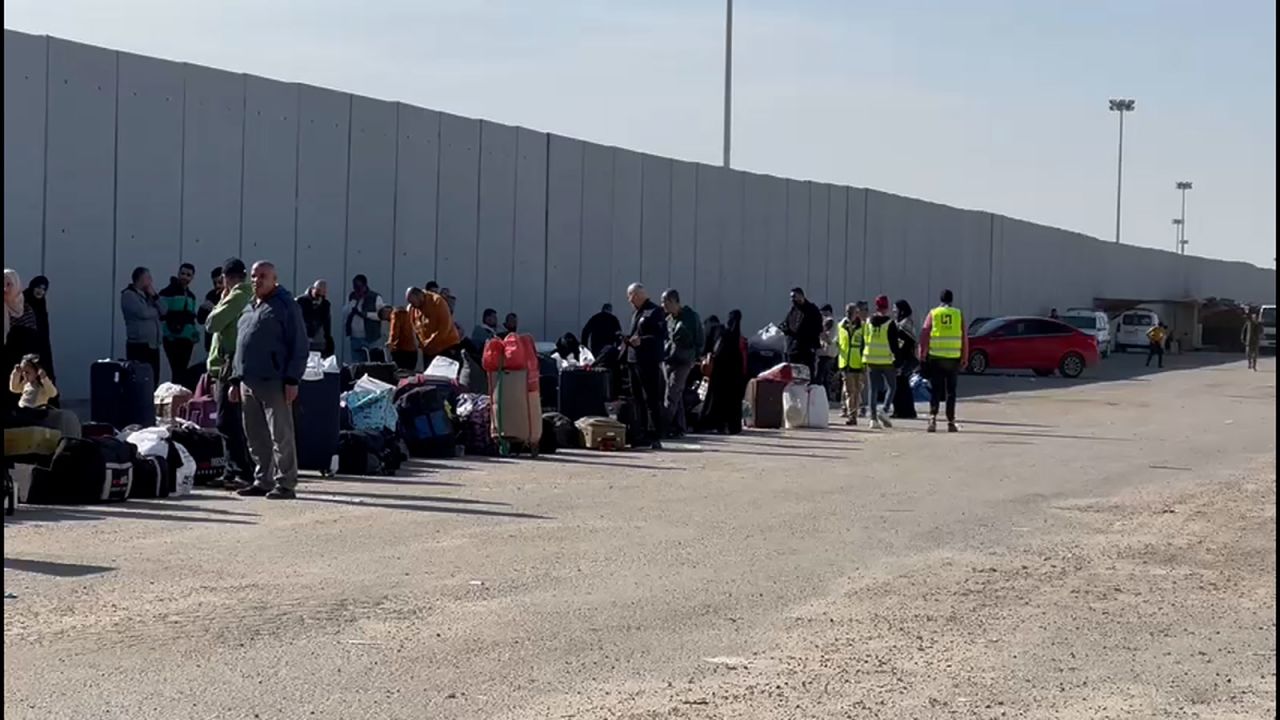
[862,321,894,366]
[928,306,963,359]
[837,321,864,370]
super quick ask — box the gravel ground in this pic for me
[4,353,1275,719]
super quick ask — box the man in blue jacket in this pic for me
[230,261,308,500]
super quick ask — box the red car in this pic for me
[966,316,1099,378]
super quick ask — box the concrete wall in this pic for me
[4,31,1276,399]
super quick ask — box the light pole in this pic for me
[1108,98,1135,243]
[1175,180,1192,254]
[1171,218,1183,253]
[722,0,733,168]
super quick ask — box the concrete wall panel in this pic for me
[346,96,398,308]
[181,65,244,292]
[241,76,298,287]
[844,189,868,304]
[392,104,439,297]
[825,186,849,307]
[757,175,790,327]
[807,184,830,303]
[785,180,810,295]
[694,164,725,313]
[719,171,746,319]
[4,32,47,277]
[476,120,518,318]
[669,160,698,300]
[544,135,583,338]
[436,113,481,327]
[295,86,350,352]
[579,142,614,325]
[512,128,548,338]
[640,154,672,293]
[113,52,185,362]
[611,148,643,311]
[43,38,117,398]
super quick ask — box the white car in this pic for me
[1259,305,1276,350]
[1114,309,1161,353]
[1061,309,1114,357]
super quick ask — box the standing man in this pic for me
[837,303,865,425]
[660,289,699,439]
[502,312,520,338]
[120,266,162,384]
[344,274,386,361]
[205,258,255,488]
[232,261,307,500]
[406,287,462,365]
[296,279,334,358]
[918,289,967,433]
[1244,307,1262,371]
[1145,322,1168,369]
[781,287,823,380]
[582,303,623,358]
[625,283,667,449]
[198,266,224,354]
[471,308,500,350]
[862,295,901,430]
[817,304,839,400]
[158,263,200,386]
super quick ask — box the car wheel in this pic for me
[1059,352,1085,379]
[967,351,989,375]
[1032,368,1054,377]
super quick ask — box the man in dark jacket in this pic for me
[582,303,623,357]
[782,287,823,379]
[231,261,308,500]
[660,289,700,438]
[625,283,667,449]
[296,279,334,358]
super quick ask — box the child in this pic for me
[9,354,57,409]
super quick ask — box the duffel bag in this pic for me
[169,426,226,485]
[27,436,136,504]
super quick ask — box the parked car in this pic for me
[1062,308,1114,357]
[966,316,1099,378]
[1114,308,1161,352]
[968,316,992,334]
[1260,305,1276,350]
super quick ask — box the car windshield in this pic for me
[1261,307,1276,326]
[1063,316,1095,331]
[971,319,1005,336]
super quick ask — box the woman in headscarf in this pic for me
[698,309,746,434]
[891,299,918,419]
[22,275,54,382]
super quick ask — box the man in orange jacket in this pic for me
[405,287,462,365]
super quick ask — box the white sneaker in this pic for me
[880,416,893,429]
[871,418,883,430]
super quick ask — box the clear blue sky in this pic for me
[7,0,1275,267]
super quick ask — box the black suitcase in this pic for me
[541,412,578,453]
[537,353,559,412]
[342,362,397,392]
[337,429,403,476]
[90,360,156,429]
[295,372,341,474]
[558,368,610,421]
[28,437,135,504]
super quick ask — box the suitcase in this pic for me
[614,398,648,447]
[128,454,172,499]
[575,416,626,451]
[489,370,541,454]
[746,349,783,380]
[541,412,578,453]
[82,421,117,439]
[169,426,226,485]
[537,353,559,412]
[90,359,156,429]
[353,346,387,363]
[746,378,785,429]
[557,368,610,421]
[342,362,397,392]
[337,429,402,476]
[396,384,456,458]
[456,393,497,456]
[27,436,135,504]
[295,372,341,475]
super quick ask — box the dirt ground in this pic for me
[4,353,1275,719]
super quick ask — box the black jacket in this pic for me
[582,311,623,357]
[782,300,823,355]
[626,300,666,366]
[296,292,334,354]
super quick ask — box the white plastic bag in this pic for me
[303,351,325,381]
[553,345,596,370]
[424,355,461,380]
[751,323,787,353]
[352,374,396,394]
[171,442,195,496]
[804,385,830,428]
[783,383,808,429]
[126,426,172,459]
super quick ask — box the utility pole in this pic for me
[722,0,733,168]
[1108,98,1136,243]
[1171,218,1183,253]
[1175,180,1193,254]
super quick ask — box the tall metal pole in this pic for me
[1175,181,1192,255]
[722,0,733,168]
[1114,108,1125,244]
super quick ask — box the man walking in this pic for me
[120,266,162,384]
[296,279,334,358]
[233,261,307,500]
[837,303,865,425]
[863,295,901,430]
[660,289,699,439]
[919,289,967,433]
[1145,322,1168,369]
[205,258,255,488]
[158,263,200,386]
[625,283,667,449]
[1244,307,1262,371]
[781,287,823,380]
[344,274,387,360]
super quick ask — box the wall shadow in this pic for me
[959,352,1243,401]
[4,557,116,577]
